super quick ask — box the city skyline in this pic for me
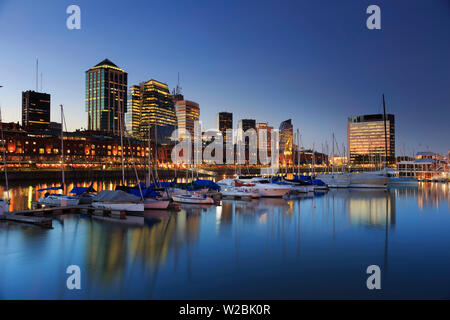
[0,0,449,154]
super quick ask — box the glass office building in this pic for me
[21,90,51,130]
[128,79,177,144]
[85,59,128,135]
[347,114,395,164]
[175,99,200,139]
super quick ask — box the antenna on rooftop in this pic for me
[35,56,39,91]
[173,72,182,95]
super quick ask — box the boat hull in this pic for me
[38,195,80,207]
[92,202,144,212]
[316,174,350,188]
[172,194,214,204]
[255,186,291,197]
[144,199,170,210]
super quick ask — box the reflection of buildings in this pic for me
[347,114,395,165]
[85,208,202,287]
[345,190,396,228]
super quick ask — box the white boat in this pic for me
[253,183,291,197]
[92,190,144,212]
[291,185,315,193]
[38,194,80,207]
[217,178,236,189]
[316,174,350,188]
[241,177,292,197]
[172,193,214,204]
[144,198,170,210]
[221,187,260,199]
[92,201,144,212]
[348,172,390,188]
[0,199,9,215]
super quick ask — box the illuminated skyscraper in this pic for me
[128,79,177,144]
[126,85,141,136]
[85,59,127,135]
[256,122,273,153]
[347,114,395,164]
[175,99,200,138]
[279,119,293,165]
[22,90,50,130]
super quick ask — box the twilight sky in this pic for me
[0,0,449,155]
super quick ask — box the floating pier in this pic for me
[0,214,53,228]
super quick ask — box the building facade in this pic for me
[279,119,293,166]
[256,122,272,154]
[85,59,128,135]
[175,99,200,139]
[216,112,233,139]
[347,114,395,164]
[127,79,177,144]
[22,90,50,130]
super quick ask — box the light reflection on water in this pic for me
[0,183,449,299]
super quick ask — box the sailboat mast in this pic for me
[0,107,9,195]
[60,105,65,195]
[332,133,335,174]
[382,94,388,169]
[119,99,125,186]
[297,129,300,176]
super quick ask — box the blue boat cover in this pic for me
[129,187,159,198]
[193,179,221,191]
[70,183,96,195]
[38,184,63,191]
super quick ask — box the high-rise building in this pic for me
[347,114,395,164]
[128,79,177,144]
[126,85,141,136]
[85,59,128,135]
[216,112,233,137]
[237,118,256,145]
[175,99,200,138]
[22,90,51,130]
[256,122,273,153]
[279,119,293,165]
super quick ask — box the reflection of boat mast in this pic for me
[383,191,389,280]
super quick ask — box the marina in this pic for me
[0,181,448,299]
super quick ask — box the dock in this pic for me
[0,214,53,228]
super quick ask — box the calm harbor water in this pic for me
[0,182,449,299]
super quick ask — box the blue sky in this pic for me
[0,0,449,154]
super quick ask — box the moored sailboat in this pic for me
[38,105,79,207]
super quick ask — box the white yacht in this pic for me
[92,190,144,212]
[348,171,390,188]
[38,194,80,207]
[316,173,351,188]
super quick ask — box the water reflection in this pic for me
[0,183,449,299]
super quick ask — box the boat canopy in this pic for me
[38,184,63,191]
[193,179,221,191]
[70,184,96,195]
[93,190,141,203]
